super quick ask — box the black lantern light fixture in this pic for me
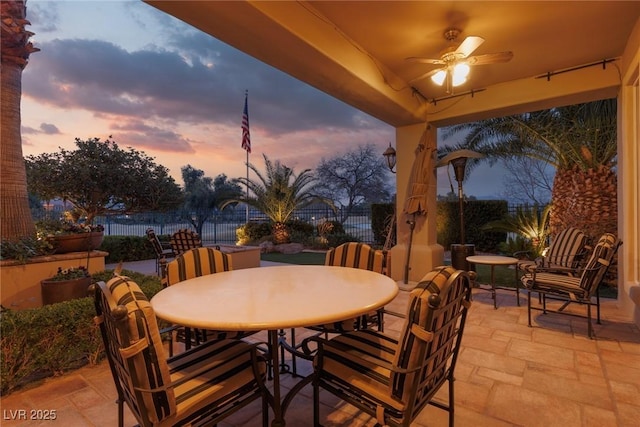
[382,143,397,173]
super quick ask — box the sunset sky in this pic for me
[21,0,508,200]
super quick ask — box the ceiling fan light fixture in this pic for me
[431,69,447,85]
[452,63,470,86]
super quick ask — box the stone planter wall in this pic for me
[215,245,261,269]
[0,251,107,310]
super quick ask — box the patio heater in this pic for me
[436,150,483,271]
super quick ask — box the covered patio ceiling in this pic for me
[145,1,639,127]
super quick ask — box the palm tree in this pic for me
[1,0,39,241]
[441,99,617,240]
[228,154,334,244]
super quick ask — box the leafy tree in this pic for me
[1,0,39,241]
[440,98,617,239]
[226,154,333,244]
[181,165,242,236]
[315,144,393,223]
[26,137,183,224]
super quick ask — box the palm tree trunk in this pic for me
[549,165,618,240]
[1,0,38,241]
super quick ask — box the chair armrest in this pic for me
[313,336,422,375]
[512,250,532,260]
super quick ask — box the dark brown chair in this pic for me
[169,228,202,255]
[145,228,175,276]
[310,266,472,426]
[91,275,268,427]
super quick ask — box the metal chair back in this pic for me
[169,229,202,255]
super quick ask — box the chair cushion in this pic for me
[105,275,176,424]
[545,228,587,268]
[314,329,405,415]
[167,338,267,421]
[166,247,233,286]
[325,242,384,272]
[391,266,457,401]
[521,272,585,298]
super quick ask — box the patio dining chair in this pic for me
[145,228,175,276]
[285,242,388,375]
[163,247,257,354]
[90,275,268,427]
[310,266,472,427]
[521,232,621,338]
[169,228,202,255]
[517,227,590,276]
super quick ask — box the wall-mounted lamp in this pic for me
[382,143,397,173]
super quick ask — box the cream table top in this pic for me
[467,255,518,266]
[150,265,399,331]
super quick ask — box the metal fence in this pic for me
[33,203,542,246]
[34,206,375,244]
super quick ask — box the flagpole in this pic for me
[245,147,249,224]
[241,90,251,224]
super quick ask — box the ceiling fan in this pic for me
[407,28,513,93]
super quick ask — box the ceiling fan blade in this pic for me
[466,51,514,65]
[455,36,485,58]
[409,68,441,84]
[406,56,446,65]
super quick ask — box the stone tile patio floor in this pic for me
[2,261,639,426]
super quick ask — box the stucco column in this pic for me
[617,25,640,326]
[389,123,444,288]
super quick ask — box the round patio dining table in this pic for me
[150,264,398,426]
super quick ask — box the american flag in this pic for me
[241,93,251,153]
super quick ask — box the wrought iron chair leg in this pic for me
[527,290,533,326]
[587,302,593,339]
[596,291,601,324]
[313,378,321,427]
[290,328,297,376]
[448,374,455,427]
[117,397,124,427]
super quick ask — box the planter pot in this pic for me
[41,277,92,305]
[51,232,104,254]
[450,244,476,271]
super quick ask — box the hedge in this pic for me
[0,270,162,396]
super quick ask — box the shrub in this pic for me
[101,235,154,263]
[286,219,315,236]
[236,222,271,245]
[0,270,162,396]
[317,220,345,237]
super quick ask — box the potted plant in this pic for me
[36,217,104,254]
[40,266,92,305]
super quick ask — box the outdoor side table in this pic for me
[466,255,519,309]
